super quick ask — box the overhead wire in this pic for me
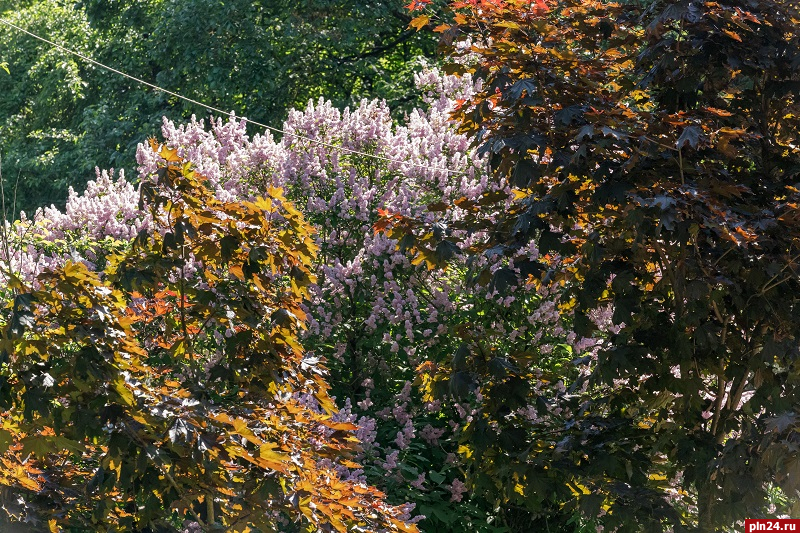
[0,17,466,176]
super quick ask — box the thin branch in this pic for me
[653,239,683,314]
[709,366,726,441]
[334,30,417,63]
[123,422,206,528]
[726,371,749,412]
[0,153,11,283]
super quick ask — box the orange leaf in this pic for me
[704,106,733,117]
[410,14,429,31]
[230,264,245,280]
[723,29,742,42]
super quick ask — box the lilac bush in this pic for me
[3,67,602,531]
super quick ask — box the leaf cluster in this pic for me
[0,144,417,532]
[397,0,800,530]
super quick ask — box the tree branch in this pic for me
[334,30,417,64]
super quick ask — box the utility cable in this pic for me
[0,17,466,175]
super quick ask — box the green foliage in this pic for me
[402,0,800,530]
[0,0,441,216]
[0,144,417,532]
[0,1,96,213]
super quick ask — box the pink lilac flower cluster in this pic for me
[448,478,468,503]
[38,167,146,242]
[2,168,147,283]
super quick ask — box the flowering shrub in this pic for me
[1,67,593,531]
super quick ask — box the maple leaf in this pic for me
[766,412,798,434]
[406,0,432,11]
